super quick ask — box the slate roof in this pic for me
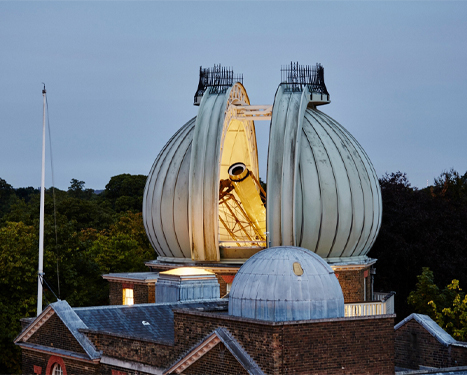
[75,299,227,344]
[53,301,101,359]
[14,300,101,360]
[395,366,467,375]
[102,272,159,283]
[395,313,457,347]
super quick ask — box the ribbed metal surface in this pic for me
[228,246,344,321]
[267,86,382,260]
[189,88,233,261]
[143,117,195,259]
[143,82,256,262]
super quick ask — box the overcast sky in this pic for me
[1,1,466,190]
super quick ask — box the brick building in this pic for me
[16,247,396,375]
[395,313,467,371]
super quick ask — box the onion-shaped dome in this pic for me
[267,86,382,262]
[144,66,381,265]
[228,246,344,321]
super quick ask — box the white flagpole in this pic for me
[37,84,46,316]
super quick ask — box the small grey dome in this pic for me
[228,246,344,322]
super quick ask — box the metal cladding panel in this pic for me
[297,109,382,258]
[143,118,195,258]
[156,276,220,303]
[267,86,382,260]
[189,91,229,261]
[228,246,344,321]
[280,93,302,246]
[266,85,288,247]
[320,111,382,255]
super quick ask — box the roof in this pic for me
[165,327,264,375]
[394,313,457,347]
[102,272,159,283]
[14,300,100,360]
[395,365,467,374]
[229,246,344,322]
[75,299,227,344]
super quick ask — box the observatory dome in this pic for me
[143,64,382,265]
[228,246,345,321]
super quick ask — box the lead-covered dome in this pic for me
[143,64,382,265]
[228,246,345,321]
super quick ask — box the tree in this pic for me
[369,170,467,321]
[0,222,38,374]
[100,174,147,212]
[408,268,467,341]
[0,178,14,218]
[68,178,94,200]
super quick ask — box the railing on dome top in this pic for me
[281,62,329,95]
[194,65,244,105]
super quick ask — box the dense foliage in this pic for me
[1,168,466,372]
[408,267,467,341]
[369,169,467,326]
[0,174,151,374]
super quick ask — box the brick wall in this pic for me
[22,349,99,375]
[282,316,394,374]
[214,274,227,297]
[335,267,370,303]
[213,273,236,297]
[451,345,467,366]
[147,284,155,303]
[395,319,467,369]
[109,281,155,305]
[174,311,283,374]
[109,282,123,305]
[173,310,394,375]
[28,313,86,354]
[83,331,172,368]
[134,283,154,304]
[183,342,249,375]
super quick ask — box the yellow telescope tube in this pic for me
[228,163,266,240]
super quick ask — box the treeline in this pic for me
[0,174,151,374]
[369,169,467,324]
[1,169,467,373]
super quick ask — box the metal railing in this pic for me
[344,292,395,317]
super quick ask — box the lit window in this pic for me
[52,364,63,375]
[123,288,134,305]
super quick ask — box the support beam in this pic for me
[230,105,272,121]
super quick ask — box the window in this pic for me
[52,364,63,375]
[123,288,134,305]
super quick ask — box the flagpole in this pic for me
[37,84,46,316]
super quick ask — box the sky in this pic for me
[1,1,466,190]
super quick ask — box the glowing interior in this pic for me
[160,267,214,276]
[218,118,266,252]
